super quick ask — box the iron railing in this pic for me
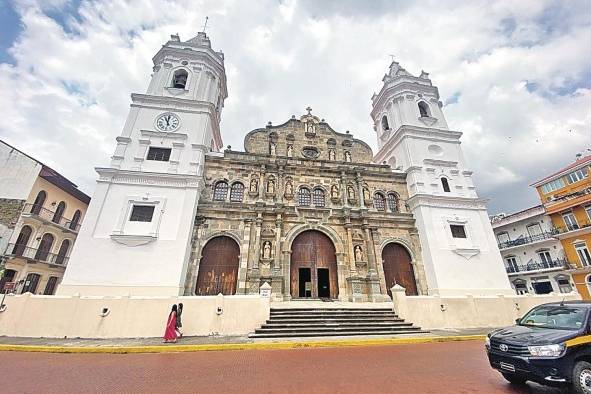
[24,203,81,232]
[498,231,557,250]
[6,243,69,266]
[553,219,591,235]
[505,258,570,274]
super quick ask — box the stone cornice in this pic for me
[95,167,204,189]
[407,194,490,211]
[371,81,440,118]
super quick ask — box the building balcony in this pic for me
[21,203,81,233]
[505,258,571,275]
[498,231,558,250]
[5,243,69,267]
[553,219,591,239]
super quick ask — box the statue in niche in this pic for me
[269,143,276,156]
[263,241,272,259]
[285,181,293,196]
[328,149,336,161]
[287,145,293,158]
[267,179,275,194]
[344,151,352,162]
[363,187,371,202]
[331,184,340,199]
[347,186,356,200]
[250,178,258,193]
[354,245,364,262]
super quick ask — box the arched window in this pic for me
[70,210,82,230]
[374,192,386,211]
[34,233,54,262]
[52,201,66,224]
[12,226,32,256]
[31,190,46,214]
[418,101,430,118]
[43,276,59,295]
[22,273,41,294]
[298,187,311,207]
[213,181,228,201]
[441,177,451,192]
[387,193,399,212]
[381,115,390,131]
[55,239,70,265]
[230,182,245,202]
[312,188,325,207]
[172,69,188,89]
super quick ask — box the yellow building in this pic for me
[532,155,591,298]
[0,140,90,295]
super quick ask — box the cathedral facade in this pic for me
[59,32,512,300]
[184,111,427,301]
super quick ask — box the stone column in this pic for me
[356,172,365,209]
[259,165,266,201]
[253,215,263,269]
[340,171,348,207]
[371,227,388,295]
[237,218,252,295]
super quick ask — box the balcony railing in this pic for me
[498,231,557,250]
[24,203,81,232]
[505,258,570,274]
[553,219,591,235]
[6,243,69,266]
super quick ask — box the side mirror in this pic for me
[515,318,521,324]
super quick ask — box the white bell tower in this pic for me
[58,32,227,296]
[373,61,512,296]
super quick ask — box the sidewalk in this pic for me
[0,328,491,353]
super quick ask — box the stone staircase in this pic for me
[249,307,426,338]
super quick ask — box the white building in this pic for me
[58,32,227,296]
[372,62,513,296]
[491,205,574,295]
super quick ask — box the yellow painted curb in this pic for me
[0,335,486,354]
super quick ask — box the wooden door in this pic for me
[291,230,338,299]
[382,243,418,297]
[196,236,239,295]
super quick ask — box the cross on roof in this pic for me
[389,54,395,62]
[306,106,312,115]
[201,16,209,32]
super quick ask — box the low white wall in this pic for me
[0,293,270,338]
[391,285,582,330]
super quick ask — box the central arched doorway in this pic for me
[382,243,418,297]
[290,230,338,299]
[195,236,239,295]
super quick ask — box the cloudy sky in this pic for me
[0,0,590,214]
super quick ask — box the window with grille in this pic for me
[312,188,325,207]
[374,193,386,211]
[298,188,311,206]
[450,224,467,238]
[387,193,399,212]
[213,181,228,201]
[230,182,245,202]
[146,147,172,162]
[129,205,155,222]
[567,168,588,184]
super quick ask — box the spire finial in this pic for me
[306,106,312,115]
[389,54,395,62]
[201,16,209,32]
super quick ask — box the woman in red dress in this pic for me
[163,304,178,343]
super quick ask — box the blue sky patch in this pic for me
[0,1,21,64]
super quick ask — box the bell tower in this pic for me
[373,61,512,296]
[58,32,227,296]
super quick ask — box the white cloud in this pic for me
[1,0,590,214]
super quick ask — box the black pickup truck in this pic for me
[486,301,591,393]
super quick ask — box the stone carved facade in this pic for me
[185,112,427,302]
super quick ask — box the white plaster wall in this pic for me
[0,294,269,338]
[58,180,199,296]
[0,224,12,255]
[391,287,581,329]
[0,142,41,199]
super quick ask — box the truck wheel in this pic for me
[573,361,591,394]
[501,372,526,385]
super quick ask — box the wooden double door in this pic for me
[290,230,338,299]
[382,243,418,297]
[195,236,239,295]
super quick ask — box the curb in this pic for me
[0,335,486,354]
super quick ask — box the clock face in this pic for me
[155,113,180,132]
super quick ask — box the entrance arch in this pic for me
[382,243,418,297]
[195,236,239,295]
[290,230,338,299]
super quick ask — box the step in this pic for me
[270,309,394,314]
[254,326,422,334]
[270,308,393,313]
[264,318,405,324]
[249,330,427,338]
[261,322,414,328]
[268,314,399,320]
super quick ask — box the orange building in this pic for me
[532,155,591,298]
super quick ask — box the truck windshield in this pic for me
[519,305,587,330]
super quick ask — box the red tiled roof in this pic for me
[531,154,591,187]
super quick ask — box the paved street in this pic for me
[1,340,567,393]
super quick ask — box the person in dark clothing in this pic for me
[175,302,183,338]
